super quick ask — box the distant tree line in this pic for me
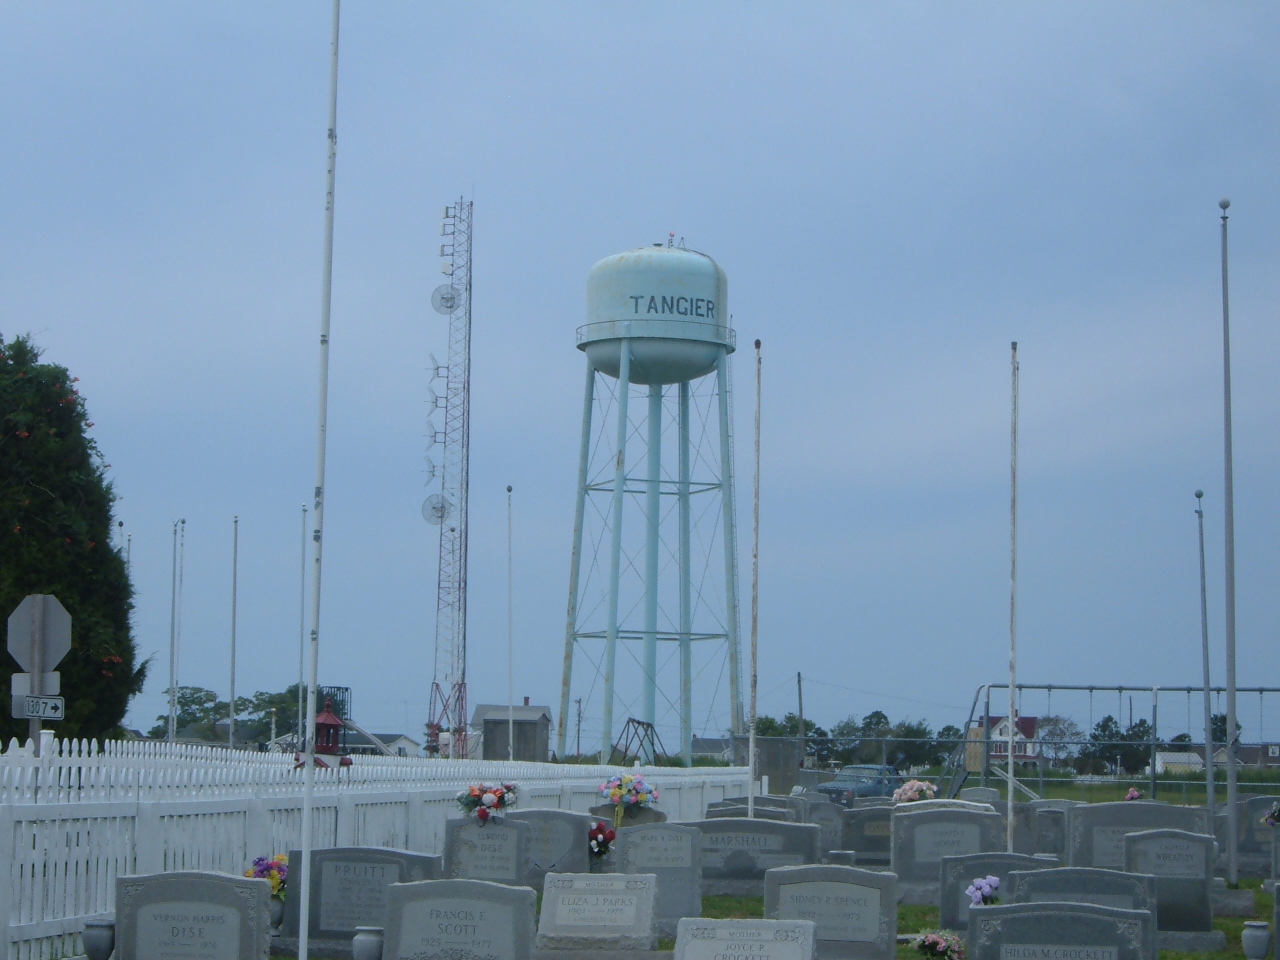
[754,711,963,769]
[146,684,305,743]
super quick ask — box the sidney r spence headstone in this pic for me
[536,872,657,950]
[764,864,897,960]
[115,871,271,960]
[382,878,536,960]
[676,919,817,960]
[282,847,441,941]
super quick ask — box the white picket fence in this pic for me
[0,734,749,960]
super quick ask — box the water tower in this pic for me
[558,240,745,764]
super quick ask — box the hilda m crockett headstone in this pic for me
[536,872,657,950]
[282,847,441,941]
[675,919,817,960]
[115,871,271,960]
[381,878,536,960]
[764,864,897,960]
[967,901,1155,960]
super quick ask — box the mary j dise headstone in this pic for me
[693,818,822,896]
[939,852,1058,930]
[282,847,441,940]
[444,817,528,885]
[764,864,897,960]
[675,918,817,960]
[1124,829,1215,932]
[967,901,1155,960]
[614,823,702,937]
[536,873,657,950]
[115,871,271,960]
[382,878,536,960]
[505,809,591,888]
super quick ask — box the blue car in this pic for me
[813,764,904,807]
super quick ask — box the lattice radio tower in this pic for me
[425,198,473,758]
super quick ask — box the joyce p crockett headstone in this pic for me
[536,872,657,950]
[115,871,271,960]
[444,817,528,885]
[283,847,441,940]
[382,878,536,960]
[675,919,817,960]
[967,902,1156,960]
[613,823,702,937]
[764,864,897,960]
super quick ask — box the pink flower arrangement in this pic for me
[893,780,937,803]
[1124,787,1142,801]
[914,931,965,960]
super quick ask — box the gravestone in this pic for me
[764,864,897,960]
[675,918,817,960]
[891,806,1003,903]
[115,871,271,960]
[1065,801,1207,868]
[1009,804,1038,855]
[840,808,892,862]
[281,847,441,943]
[845,797,893,809]
[968,902,1156,960]
[443,817,528,885]
[715,796,809,818]
[1124,829,1223,950]
[1034,809,1067,858]
[504,809,591,888]
[1004,866,1157,960]
[1235,795,1280,875]
[938,852,1058,930]
[806,801,847,857]
[693,818,823,895]
[899,799,996,814]
[589,802,668,826]
[708,805,798,822]
[612,823,702,938]
[536,872,657,950]
[960,787,1002,804]
[382,878,535,960]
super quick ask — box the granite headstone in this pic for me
[612,823,702,937]
[693,818,823,895]
[443,817,528,885]
[840,807,892,862]
[1123,829,1215,932]
[1065,801,1207,868]
[536,872,657,950]
[938,852,1058,930]
[891,806,1003,903]
[282,847,441,941]
[764,864,897,960]
[806,801,847,857]
[381,878,535,960]
[115,871,271,960]
[968,902,1155,960]
[504,809,591,888]
[675,918,817,960]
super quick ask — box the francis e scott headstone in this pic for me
[693,818,822,896]
[115,871,271,960]
[612,823,702,937]
[444,817,528,885]
[764,864,897,960]
[675,919,817,960]
[536,872,657,950]
[967,901,1155,960]
[938,852,1058,930]
[381,878,535,960]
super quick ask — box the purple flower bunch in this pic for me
[1262,802,1280,827]
[245,854,288,899]
[914,931,965,960]
[965,875,1000,906]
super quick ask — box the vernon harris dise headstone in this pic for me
[841,807,892,862]
[505,809,591,888]
[115,871,271,960]
[282,847,441,940]
[382,878,535,960]
[444,817,528,885]
[694,818,823,896]
[1003,867,1157,960]
[805,801,847,858]
[967,902,1155,960]
[1065,801,1207,868]
[891,806,1003,903]
[938,852,1058,931]
[613,823,702,937]
[1124,829,1217,936]
[536,873,657,950]
[675,918,817,960]
[764,864,897,960]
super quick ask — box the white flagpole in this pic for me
[1008,341,1019,852]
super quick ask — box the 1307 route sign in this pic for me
[13,696,65,720]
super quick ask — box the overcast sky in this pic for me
[2,4,1277,747]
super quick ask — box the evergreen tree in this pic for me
[0,334,145,741]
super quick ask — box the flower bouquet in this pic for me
[1261,801,1280,827]
[914,931,965,960]
[245,854,289,900]
[893,780,937,803]
[965,875,1000,906]
[599,774,659,828]
[1124,787,1143,801]
[456,783,517,824]
[588,821,616,857]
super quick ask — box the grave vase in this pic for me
[352,926,384,960]
[268,896,284,931]
[82,919,115,960]
[1241,921,1270,960]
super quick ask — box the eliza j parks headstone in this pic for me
[381,878,536,960]
[536,873,658,951]
[764,864,897,960]
[675,918,817,960]
[282,847,441,941]
[115,871,271,960]
[444,817,528,885]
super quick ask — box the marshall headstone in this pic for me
[967,902,1155,960]
[1124,828,1223,950]
[115,871,271,960]
[693,818,823,896]
[840,807,892,862]
[891,807,1003,903]
[1065,801,1207,868]
[612,823,702,937]
[675,918,817,960]
[282,847,441,941]
[764,864,897,960]
[938,852,1058,930]
[381,878,535,960]
[444,817,528,885]
[505,809,590,888]
[536,872,657,950]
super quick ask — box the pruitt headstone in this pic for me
[444,817,528,885]
[938,853,1058,931]
[968,902,1155,960]
[840,808,892,862]
[613,823,702,938]
[891,807,1002,902]
[1065,802,1207,868]
[693,818,823,896]
[282,847,441,940]
[675,918,817,960]
[115,871,271,960]
[382,878,535,960]
[764,864,897,960]
[536,872,657,950]
[505,809,591,888]
[1124,829,1215,932]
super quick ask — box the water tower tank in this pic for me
[579,245,733,385]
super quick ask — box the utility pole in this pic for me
[1219,198,1240,885]
[229,516,239,748]
[797,672,805,769]
[748,339,762,817]
[1008,341,1019,853]
[1195,491,1215,817]
[575,697,582,759]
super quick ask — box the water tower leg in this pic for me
[641,384,662,760]
[602,342,632,761]
[558,364,595,759]
[679,381,693,766]
[717,352,745,735]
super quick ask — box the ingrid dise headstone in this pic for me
[382,878,536,960]
[764,864,897,960]
[115,871,271,960]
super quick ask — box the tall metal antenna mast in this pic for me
[426,198,474,758]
